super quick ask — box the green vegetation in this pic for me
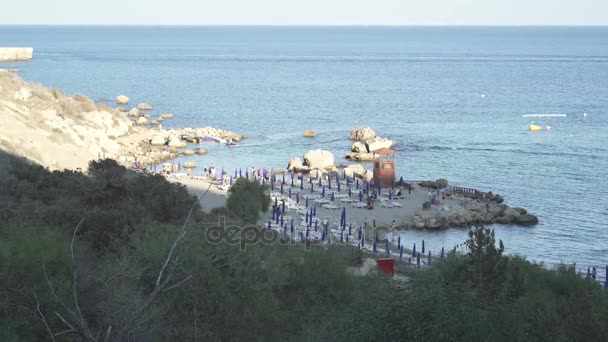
[1,151,607,341]
[226,177,271,224]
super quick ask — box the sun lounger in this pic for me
[322,204,340,210]
[339,198,355,203]
[351,202,367,208]
[391,202,403,207]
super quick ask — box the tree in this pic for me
[465,226,506,294]
[226,178,270,224]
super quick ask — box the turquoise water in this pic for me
[2,26,607,273]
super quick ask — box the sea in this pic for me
[1,26,607,275]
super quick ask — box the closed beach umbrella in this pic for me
[346,234,349,243]
[311,183,314,193]
[306,228,310,240]
[300,174,304,190]
[359,191,363,202]
[348,223,352,236]
[422,240,425,254]
[318,176,322,186]
[358,227,362,241]
[271,180,274,191]
[291,219,294,233]
[291,172,294,187]
[340,208,346,227]
[280,214,284,226]
[274,197,278,208]
[356,178,359,189]
[306,197,309,208]
[377,186,381,195]
[275,212,279,224]
[441,247,445,259]
[397,236,401,249]
[272,210,275,221]
[245,168,249,178]
[375,232,379,244]
[412,243,416,257]
[282,173,285,184]
[267,220,271,229]
[315,219,318,232]
[348,185,352,197]
[288,187,292,198]
[389,189,392,200]
[234,169,237,178]
[400,245,404,260]
[321,229,325,242]
[328,176,332,189]
[305,211,309,223]
[605,265,608,288]
[587,267,591,279]
[391,180,395,190]
[331,192,335,201]
[373,242,377,254]
[239,168,242,178]
[361,234,365,247]
[313,205,316,216]
[322,186,326,197]
[280,182,284,194]
[283,223,287,234]
[296,193,300,204]
[300,231,304,241]
[399,176,404,187]
[428,251,432,265]
[338,181,341,192]
[340,230,344,242]
[282,200,286,214]
[385,241,390,256]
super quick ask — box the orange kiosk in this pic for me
[372,148,396,188]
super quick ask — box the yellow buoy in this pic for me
[529,124,542,131]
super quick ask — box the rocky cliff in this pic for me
[0,71,132,170]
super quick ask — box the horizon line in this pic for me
[1,24,608,28]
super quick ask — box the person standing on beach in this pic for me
[592,267,597,279]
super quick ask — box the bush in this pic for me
[226,178,270,224]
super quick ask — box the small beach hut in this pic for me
[372,148,396,189]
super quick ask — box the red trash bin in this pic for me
[377,258,394,277]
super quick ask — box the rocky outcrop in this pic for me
[116,95,129,105]
[349,127,376,141]
[418,179,449,189]
[182,149,195,156]
[160,113,174,119]
[137,103,152,110]
[406,196,538,230]
[0,47,33,61]
[303,149,334,170]
[0,72,132,170]
[135,117,147,125]
[195,148,207,155]
[303,129,316,138]
[183,162,197,169]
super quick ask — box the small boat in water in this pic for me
[529,124,542,131]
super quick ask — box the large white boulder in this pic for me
[168,137,186,148]
[349,127,376,141]
[135,117,147,125]
[150,135,166,146]
[303,149,334,170]
[366,137,394,152]
[137,102,152,110]
[287,157,304,171]
[344,164,366,178]
[303,129,317,138]
[160,113,174,119]
[345,152,376,162]
[351,141,368,153]
[128,108,141,117]
[116,95,129,105]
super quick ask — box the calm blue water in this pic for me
[2,26,608,274]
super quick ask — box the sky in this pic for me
[1,0,606,25]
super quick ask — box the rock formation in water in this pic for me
[0,47,33,61]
